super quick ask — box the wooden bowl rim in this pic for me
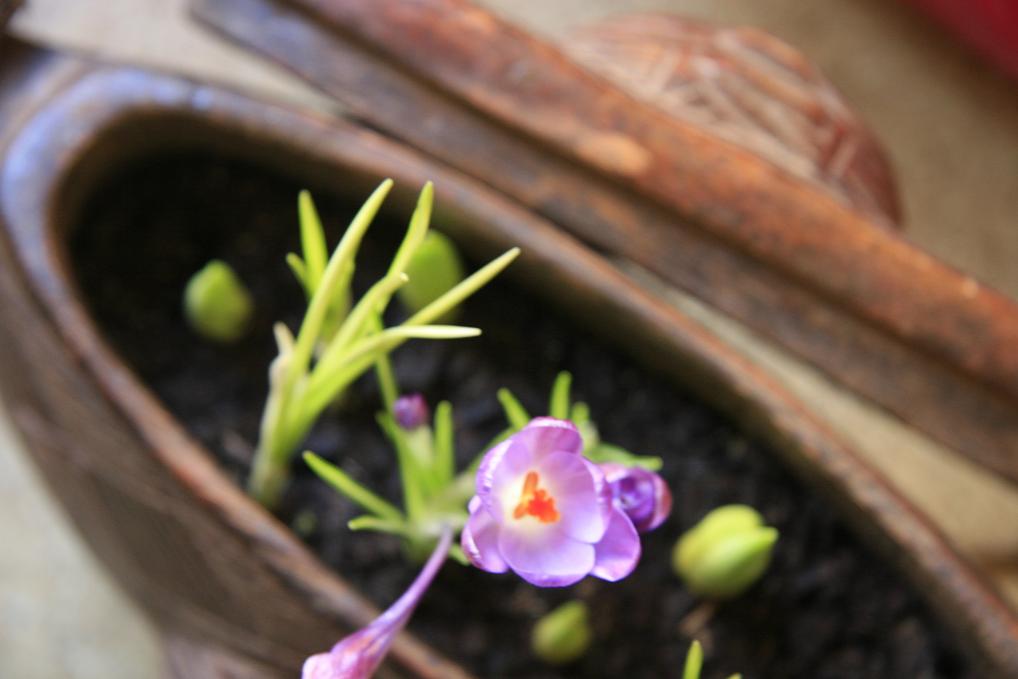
[2,63,1016,675]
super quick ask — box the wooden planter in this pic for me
[1,3,1017,677]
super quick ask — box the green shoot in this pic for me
[491,371,664,470]
[248,180,519,507]
[682,640,741,679]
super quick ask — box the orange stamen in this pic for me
[513,471,560,523]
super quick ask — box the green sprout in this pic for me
[303,390,472,562]
[497,371,663,470]
[248,180,519,507]
[397,230,465,323]
[673,505,779,599]
[287,190,351,346]
[297,367,667,561]
[532,600,592,665]
[183,259,253,343]
[683,640,741,679]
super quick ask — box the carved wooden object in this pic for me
[194,0,1018,487]
[567,14,901,226]
[1,1,1018,677]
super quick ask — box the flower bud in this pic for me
[302,528,452,679]
[397,230,465,322]
[673,505,778,600]
[393,393,430,430]
[600,463,672,533]
[531,601,592,665]
[183,260,253,343]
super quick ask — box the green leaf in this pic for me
[348,515,409,536]
[286,252,308,289]
[433,401,455,485]
[303,452,402,521]
[306,324,481,414]
[405,247,520,327]
[289,179,392,384]
[497,388,531,430]
[314,271,409,377]
[586,443,663,471]
[387,182,434,278]
[376,414,426,520]
[448,544,469,566]
[569,401,590,426]
[683,640,703,679]
[298,190,328,292]
[371,313,400,412]
[549,371,572,420]
[272,322,295,355]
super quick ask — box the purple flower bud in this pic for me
[461,418,642,587]
[600,463,672,533]
[302,527,452,679]
[393,393,429,430]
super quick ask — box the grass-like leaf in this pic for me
[376,413,426,518]
[433,401,455,486]
[348,515,410,536]
[303,452,403,522]
[386,181,433,278]
[683,640,703,679]
[497,388,531,430]
[405,247,520,327]
[289,179,392,382]
[298,189,328,292]
[549,371,572,420]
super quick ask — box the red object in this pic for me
[904,0,1018,80]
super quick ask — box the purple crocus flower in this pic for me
[393,393,429,430]
[461,417,641,587]
[302,527,452,679]
[600,463,671,533]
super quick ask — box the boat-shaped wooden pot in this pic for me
[2,1,1018,677]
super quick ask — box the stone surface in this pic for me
[0,399,163,679]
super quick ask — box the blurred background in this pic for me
[2,0,1017,677]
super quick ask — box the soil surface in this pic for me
[71,154,975,678]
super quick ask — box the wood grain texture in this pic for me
[566,13,901,226]
[192,0,1018,487]
[0,54,1016,676]
[0,0,20,30]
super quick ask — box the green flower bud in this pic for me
[532,600,592,665]
[397,230,465,323]
[673,504,778,599]
[184,260,254,343]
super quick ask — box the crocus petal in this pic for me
[301,653,339,679]
[601,463,672,533]
[499,525,595,587]
[461,497,508,574]
[538,452,608,543]
[301,528,453,678]
[591,508,641,582]
[476,438,517,507]
[513,417,583,459]
[484,439,538,518]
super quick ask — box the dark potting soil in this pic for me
[70,154,976,679]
